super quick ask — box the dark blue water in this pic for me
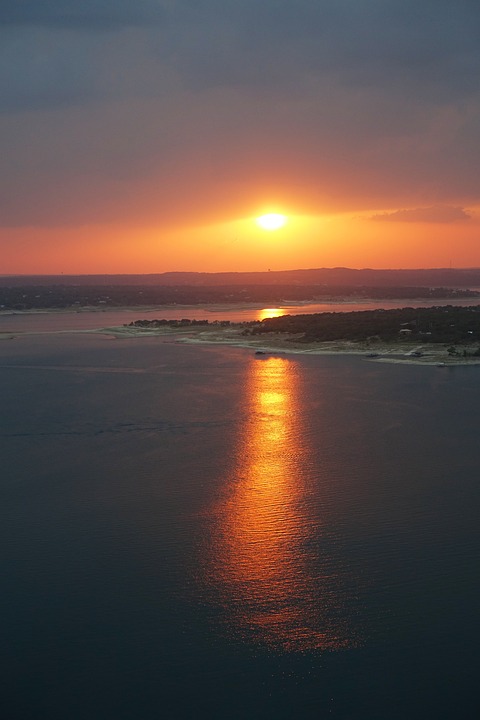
[1,332,479,719]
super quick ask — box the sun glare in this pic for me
[256,213,288,231]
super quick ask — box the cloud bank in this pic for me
[1,1,480,228]
[371,206,473,223]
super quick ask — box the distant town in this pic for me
[0,282,478,311]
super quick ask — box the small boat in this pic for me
[254,349,286,358]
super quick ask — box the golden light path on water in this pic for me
[209,356,355,651]
[256,307,287,321]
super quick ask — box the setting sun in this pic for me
[256,213,288,231]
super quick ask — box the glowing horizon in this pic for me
[2,4,480,274]
[1,203,479,275]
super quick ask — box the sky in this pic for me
[1,0,480,274]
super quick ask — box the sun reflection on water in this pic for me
[256,307,287,321]
[209,357,354,651]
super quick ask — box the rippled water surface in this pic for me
[1,330,479,718]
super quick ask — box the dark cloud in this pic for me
[156,0,480,102]
[0,1,163,29]
[3,1,480,111]
[371,206,472,223]
[4,2,480,98]
[0,27,102,112]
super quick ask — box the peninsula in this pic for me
[118,306,480,365]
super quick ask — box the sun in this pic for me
[255,213,288,231]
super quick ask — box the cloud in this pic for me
[2,2,480,112]
[370,206,472,223]
[0,1,163,29]
[126,0,480,110]
[0,27,105,112]
[1,2,480,227]
[3,2,480,100]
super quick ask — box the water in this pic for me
[1,324,479,718]
[3,294,480,332]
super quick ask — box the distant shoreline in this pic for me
[3,294,480,317]
[4,295,480,317]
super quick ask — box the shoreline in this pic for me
[91,324,480,366]
[2,307,480,366]
[3,294,480,317]
[2,322,479,365]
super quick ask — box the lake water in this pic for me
[1,318,479,718]
[3,294,480,332]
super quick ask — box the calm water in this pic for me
[1,327,479,718]
[3,294,480,332]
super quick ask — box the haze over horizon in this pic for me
[1,1,480,273]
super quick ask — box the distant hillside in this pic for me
[2,268,480,288]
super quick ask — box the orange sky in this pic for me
[2,208,479,274]
[1,3,480,274]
